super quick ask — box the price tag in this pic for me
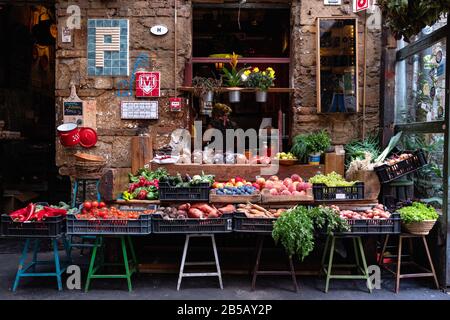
[335,193,346,200]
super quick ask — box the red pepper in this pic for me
[22,203,36,222]
[10,206,30,220]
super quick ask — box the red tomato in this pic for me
[92,201,99,208]
[99,201,106,209]
[82,209,88,215]
[83,201,92,210]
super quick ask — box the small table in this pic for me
[321,234,372,293]
[379,233,439,293]
[12,237,71,292]
[85,235,138,292]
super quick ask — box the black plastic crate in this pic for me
[1,214,65,238]
[66,214,151,235]
[152,214,233,234]
[158,182,210,202]
[313,182,364,201]
[374,150,427,184]
[335,212,401,235]
[233,213,276,234]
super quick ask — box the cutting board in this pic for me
[131,135,153,174]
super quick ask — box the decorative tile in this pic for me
[87,19,129,76]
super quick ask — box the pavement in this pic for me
[0,240,449,300]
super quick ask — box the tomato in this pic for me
[92,201,99,208]
[83,201,92,210]
[82,209,88,215]
[99,201,106,209]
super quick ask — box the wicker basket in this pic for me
[402,220,437,235]
[74,160,106,176]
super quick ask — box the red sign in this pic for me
[135,71,160,97]
[353,0,369,12]
[169,97,182,112]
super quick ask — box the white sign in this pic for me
[353,0,369,12]
[324,0,342,5]
[62,27,71,43]
[150,25,169,36]
[121,101,158,120]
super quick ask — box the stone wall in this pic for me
[54,0,382,172]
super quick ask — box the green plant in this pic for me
[308,206,350,235]
[192,76,222,97]
[398,202,439,223]
[221,52,248,87]
[272,206,314,261]
[290,130,331,162]
[377,0,450,42]
[345,135,380,168]
[244,67,275,91]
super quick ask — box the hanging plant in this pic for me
[377,0,450,42]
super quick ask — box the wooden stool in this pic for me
[321,235,372,293]
[379,233,439,293]
[251,235,298,292]
[177,234,223,291]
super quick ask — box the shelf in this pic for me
[179,87,295,93]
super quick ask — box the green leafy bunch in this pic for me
[290,130,331,162]
[344,135,380,167]
[245,67,276,91]
[398,202,439,223]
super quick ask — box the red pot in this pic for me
[57,123,80,147]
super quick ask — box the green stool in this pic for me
[85,235,138,292]
[321,235,372,293]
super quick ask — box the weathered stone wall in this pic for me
[291,0,382,144]
[54,0,382,173]
[55,0,192,171]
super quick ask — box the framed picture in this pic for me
[316,17,359,113]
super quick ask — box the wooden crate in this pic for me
[209,189,261,204]
[260,189,314,204]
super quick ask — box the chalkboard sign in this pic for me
[64,101,83,115]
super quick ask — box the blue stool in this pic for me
[12,237,72,292]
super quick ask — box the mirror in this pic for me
[316,17,358,113]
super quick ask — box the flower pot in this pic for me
[255,90,268,103]
[402,220,437,235]
[202,90,214,102]
[308,152,321,165]
[228,90,241,103]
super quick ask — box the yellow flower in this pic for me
[244,70,251,76]
[230,52,239,69]
[262,71,266,76]
[267,67,274,72]
[253,67,259,73]
[269,70,275,78]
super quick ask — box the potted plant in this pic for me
[398,202,439,235]
[244,67,276,103]
[221,52,248,103]
[290,130,331,165]
[192,76,222,103]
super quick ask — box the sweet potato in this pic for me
[218,204,235,214]
[178,203,191,211]
[188,208,204,219]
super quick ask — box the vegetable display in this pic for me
[236,203,287,218]
[309,171,356,187]
[212,176,258,195]
[9,202,75,223]
[328,204,391,220]
[159,172,215,187]
[381,153,414,166]
[76,204,154,220]
[260,175,312,196]
[154,203,234,220]
[398,202,439,223]
[122,168,169,201]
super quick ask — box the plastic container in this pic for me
[233,213,276,234]
[151,214,233,234]
[158,182,210,202]
[1,214,65,238]
[374,150,427,183]
[66,214,151,235]
[312,182,364,201]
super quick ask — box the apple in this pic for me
[269,188,279,195]
[245,182,253,186]
[291,174,302,182]
[280,184,288,192]
[292,181,300,191]
[229,178,236,185]
[299,190,306,196]
[269,175,279,182]
[265,181,274,189]
[235,182,244,187]
[281,190,291,196]
[235,176,244,183]
[252,183,261,190]
[298,182,309,191]
[225,182,234,188]
[292,191,302,196]
[256,177,266,186]
[288,184,296,193]
[283,178,293,187]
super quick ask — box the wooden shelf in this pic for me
[179,86,295,93]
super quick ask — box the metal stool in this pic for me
[12,237,71,292]
[85,235,138,292]
[177,234,223,291]
[321,235,372,293]
[251,235,298,292]
[379,233,439,293]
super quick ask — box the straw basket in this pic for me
[74,159,106,177]
[402,220,437,235]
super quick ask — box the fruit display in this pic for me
[328,204,392,220]
[382,153,413,166]
[275,152,297,160]
[122,168,168,201]
[154,203,235,220]
[212,176,255,190]
[8,202,76,223]
[75,202,155,220]
[309,171,357,187]
[260,174,312,197]
[236,203,288,218]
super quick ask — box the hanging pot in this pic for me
[57,123,80,147]
[228,89,241,103]
[202,90,214,103]
[255,90,268,103]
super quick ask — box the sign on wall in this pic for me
[87,19,129,76]
[150,25,169,36]
[324,0,342,5]
[353,0,369,12]
[135,71,160,97]
[121,101,159,120]
[63,101,83,124]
